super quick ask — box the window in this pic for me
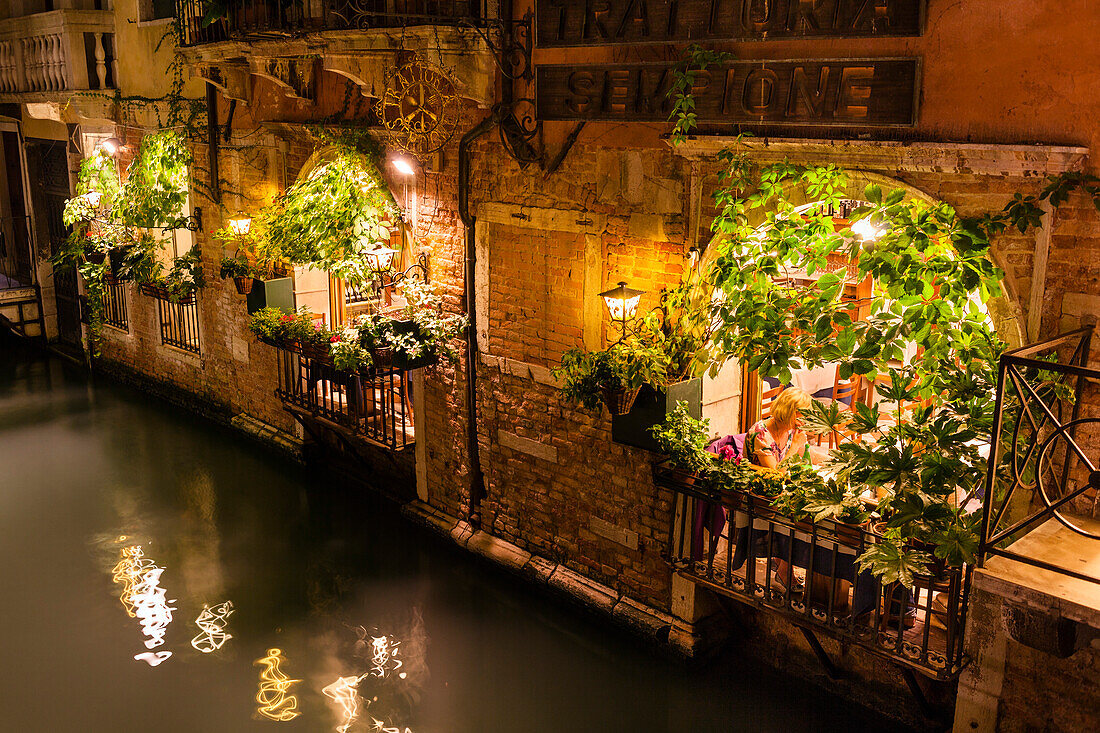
[140,0,178,22]
[103,281,129,332]
[156,296,201,354]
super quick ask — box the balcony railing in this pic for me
[657,461,971,680]
[178,0,483,47]
[980,327,1100,585]
[0,10,116,95]
[274,346,415,451]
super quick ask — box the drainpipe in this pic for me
[458,113,497,528]
[206,82,220,204]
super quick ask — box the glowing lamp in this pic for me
[98,137,124,156]
[392,157,415,176]
[600,281,644,323]
[364,245,399,277]
[84,190,103,208]
[227,212,252,237]
[851,218,886,242]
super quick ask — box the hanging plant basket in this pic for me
[233,276,254,295]
[86,251,106,265]
[370,346,394,370]
[601,385,641,416]
[108,245,134,274]
[105,273,129,286]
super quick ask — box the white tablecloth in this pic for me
[790,366,837,396]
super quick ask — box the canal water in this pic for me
[0,336,914,732]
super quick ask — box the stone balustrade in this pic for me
[0,9,116,95]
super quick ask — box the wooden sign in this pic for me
[535,59,919,126]
[535,0,926,46]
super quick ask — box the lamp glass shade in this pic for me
[599,281,645,321]
[228,214,252,237]
[364,245,399,275]
[392,158,416,176]
[99,137,123,155]
[850,217,886,242]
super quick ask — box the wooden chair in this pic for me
[831,366,865,410]
[759,384,785,421]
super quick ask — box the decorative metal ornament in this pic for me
[376,59,459,158]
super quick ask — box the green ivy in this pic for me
[254,152,398,286]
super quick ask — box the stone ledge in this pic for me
[480,353,559,386]
[977,515,1100,630]
[497,429,558,463]
[401,499,676,649]
[230,413,304,458]
[477,202,609,235]
[670,136,1089,177]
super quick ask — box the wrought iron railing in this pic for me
[177,0,483,46]
[154,295,201,354]
[980,327,1100,584]
[657,461,971,680]
[103,281,129,331]
[274,346,414,451]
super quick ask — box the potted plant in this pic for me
[329,328,373,373]
[220,254,255,295]
[108,245,135,276]
[611,266,716,451]
[356,313,396,369]
[392,279,467,369]
[802,480,871,547]
[248,307,290,346]
[554,342,667,416]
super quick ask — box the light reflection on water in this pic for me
[254,648,301,721]
[110,543,177,664]
[0,335,917,733]
[192,601,235,653]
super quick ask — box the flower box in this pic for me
[612,377,703,452]
[139,282,195,305]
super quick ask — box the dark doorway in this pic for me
[27,140,82,349]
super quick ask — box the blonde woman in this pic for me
[746,386,813,593]
[746,387,814,469]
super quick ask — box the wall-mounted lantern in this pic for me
[98,137,124,156]
[364,245,400,280]
[84,190,103,208]
[599,280,645,342]
[227,212,252,238]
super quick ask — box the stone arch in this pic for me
[700,169,1025,348]
[697,168,1026,435]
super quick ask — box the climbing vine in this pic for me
[667,44,732,146]
[54,130,201,346]
[685,147,1100,585]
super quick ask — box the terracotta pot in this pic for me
[233,276,254,295]
[370,346,394,370]
[826,518,868,548]
[302,341,330,362]
[747,491,779,521]
[601,385,642,416]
